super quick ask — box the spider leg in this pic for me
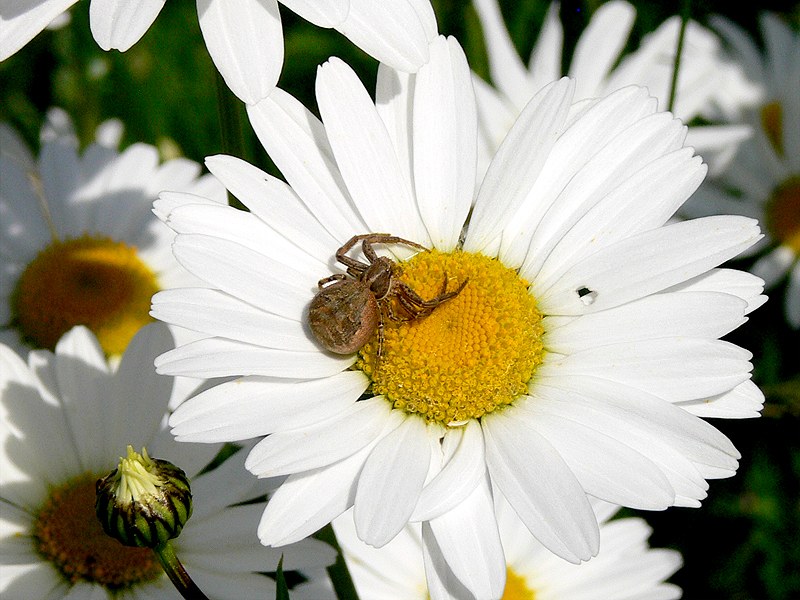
[396,275,469,317]
[336,234,381,270]
[317,273,348,288]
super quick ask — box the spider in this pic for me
[308,233,468,360]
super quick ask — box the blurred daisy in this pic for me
[472,0,763,176]
[0,0,438,104]
[0,323,335,600]
[0,108,226,358]
[155,35,764,599]
[333,496,682,600]
[684,13,800,327]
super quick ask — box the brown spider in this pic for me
[308,234,468,358]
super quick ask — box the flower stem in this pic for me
[668,0,692,113]
[314,523,361,600]
[153,540,210,600]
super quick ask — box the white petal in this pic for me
[169,369,366,441]
[169,233,316,321]
[412,36,476,251]
[424,477,507,600]
[247,88,368,241]
[244,397,392,476]
[482,407,600,562]
[472,0,535,109]
[316,57,429,243]
[411,420,486,522]
[464,78,575,254]
[279,0,347,27]
[204,154,340,259]
[355,415,431,547]
[155,336,353,379]
[538,216,763,315]
[568,0,636,99]
[544,291,748,354]
[515,401,676,509]
[151,288,317,351]
[0,0,78,61]
[667,267,767,314]
[678,379,765,419]
[89,0,165,51]
[335,0,433,72]
[197,0,283,104]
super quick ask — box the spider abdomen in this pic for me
[308,280,380,354]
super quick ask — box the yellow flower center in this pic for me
[761,100,783,156]
[10,234,159,355]
[765,176,800,252]
[32,473,162,590]
[357,250,544,426]
[501,568,537,600]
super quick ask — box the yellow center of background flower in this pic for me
[32,473,162,589]
[11,235,159,355]
[357,250,544,426]
[501,568,537,600]
[765,175,800,252]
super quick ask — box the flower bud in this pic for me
[95,446,192,549]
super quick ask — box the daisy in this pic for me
[0,0,438,105]
[472,0,763,176]
[682,12,800,327]
[333,496,683,600]
[0,107,227,359]
[0,323,336,600]
[155,35,765,599]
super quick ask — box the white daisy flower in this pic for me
[0,0,438,105]
[154,35,765,599]
[333,495,682,600]
[683,12,800,328]
[0,108,227,360]
[472,0,763,177]
[0,322,336,600]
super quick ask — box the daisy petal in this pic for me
[316,57,429,243]
[483,407,600,563]
[538,216,762,315]
[196,0,284,104]
[245,397,392,476]
[89,0,165,51]
[355,415,431,547]
[154,336,354,379]
[677,379,765,419]
[413,36,476,251]
[464,78,575,254]
[540,337,753,402]
[335,0,433,73]
[169,370,368,442]
[425,477,507,600]
[411,420,486,522]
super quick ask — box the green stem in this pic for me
[153,540,210,600]
[668,0,692,113]
[314,523,361,600]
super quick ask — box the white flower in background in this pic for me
[0,0,438,104]
[683,13,800,328]
[334,496,682,600]
[472,0,763,176]
[0,108,226,360]
[0,323,335,600]
[154,35,764,599]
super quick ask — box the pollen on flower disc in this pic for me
[11,235,159,355]
[765,175,800,252]
[357,249,544,426]
[32,473,162,590]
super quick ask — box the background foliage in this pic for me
[1,1,799,599]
